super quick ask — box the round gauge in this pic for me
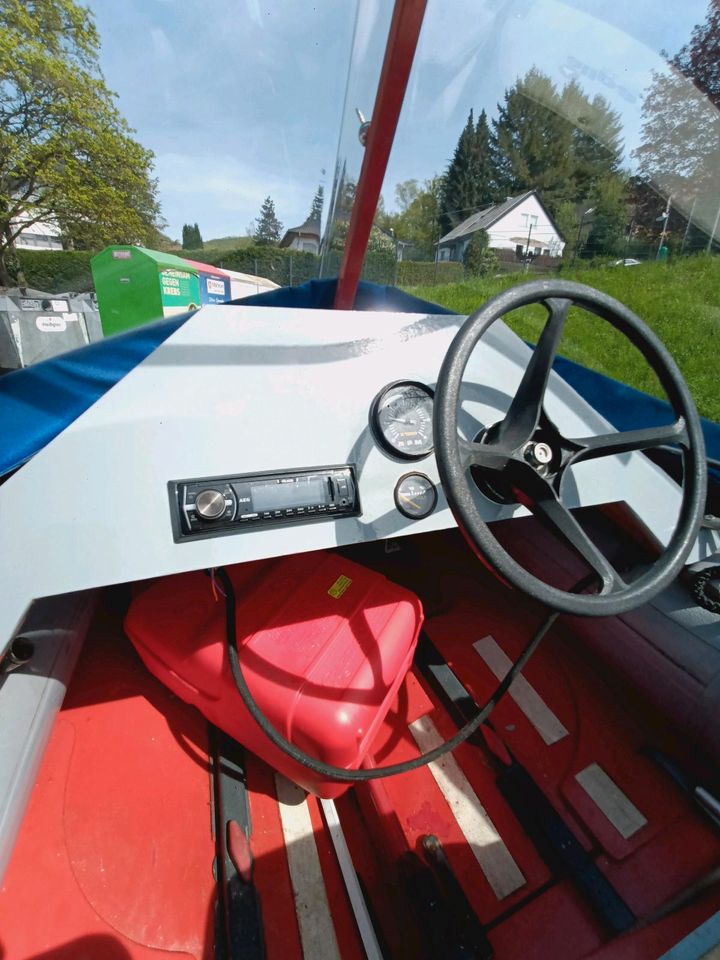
[394,473,437,520]
[371,380,435,460]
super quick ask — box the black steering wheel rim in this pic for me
[434,279,707,617]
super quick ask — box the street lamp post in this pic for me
[572,207,594,266]
[656,196,672,260]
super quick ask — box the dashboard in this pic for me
[0,302,716,657]
[171,379,441,541]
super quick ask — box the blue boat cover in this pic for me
[0,278,718,478]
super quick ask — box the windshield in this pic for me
[1,0,718,428]
[324,0,720,426]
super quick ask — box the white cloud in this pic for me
[155,152,310,237]
[150,27,173,61]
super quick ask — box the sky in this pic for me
[86,0,710,242]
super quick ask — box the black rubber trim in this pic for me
[211,728,265,960]
[691,565,720,614]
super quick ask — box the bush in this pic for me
[463,230,498,278]
[396,260,464,286]
[16,249,94,293]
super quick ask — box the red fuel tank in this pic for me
[125,551,423,798]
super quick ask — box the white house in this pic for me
[12,209,63,251]
[279,216,321,254]
[437,190,565,262]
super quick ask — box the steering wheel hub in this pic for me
[524,440,554,469]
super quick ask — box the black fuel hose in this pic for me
[214,565,589,782]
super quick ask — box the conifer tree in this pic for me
[253,196,283,245]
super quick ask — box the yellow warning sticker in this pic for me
[328,575,352,599]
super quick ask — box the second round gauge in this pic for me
[394,473,437,519]
[371,380,434,460]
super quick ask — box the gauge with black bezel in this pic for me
[370,380,434,460]
[394,473,437,520]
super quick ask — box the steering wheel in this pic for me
[434,280,707,617]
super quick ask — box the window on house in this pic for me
[542,248,550,256]
[520,213,528,227]
[530,215,539,227]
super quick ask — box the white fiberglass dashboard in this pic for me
[0,303,717,655]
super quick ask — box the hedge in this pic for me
[206,244,397,288]
[12,244,460,296]
[208,245,320,287]
[16,249,94,293]
[396,260,464,286]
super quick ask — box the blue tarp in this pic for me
[0,278,717,478]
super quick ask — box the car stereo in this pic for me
[169,465,360,542]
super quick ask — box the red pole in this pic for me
[333,0,427,310]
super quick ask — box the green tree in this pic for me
[379,176,444,256]
[633,3,720,244]
[462,228,497,276]
[491,69,576,214]
[395,180,421,212]
[0,0,162,283]
[583,177,629,258]
[253,196,283,245]
[330,219,395,255]
[308,185,324,224]
[440,109,496,234]
[559,81,623,199]
[553,201,581,261]
[674,0,720,107]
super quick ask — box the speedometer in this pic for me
[370,380,435,460]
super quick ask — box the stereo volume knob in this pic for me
[195,489,226,520]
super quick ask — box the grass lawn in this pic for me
[407,257,720,423]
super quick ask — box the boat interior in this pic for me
[0,290,719,960]
[2,509,720,960]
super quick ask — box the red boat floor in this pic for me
[2,531,720,959]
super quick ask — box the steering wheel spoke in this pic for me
[567,419,688,465]
[495,297,571,451]
[514,467,624,594]
[458,437,510,472]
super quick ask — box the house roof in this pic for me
[280,216,321,247]
[438,190,564,244]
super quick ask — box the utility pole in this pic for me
[680,196,697,255]
[707,197,720,255]
[524,222,533,273]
